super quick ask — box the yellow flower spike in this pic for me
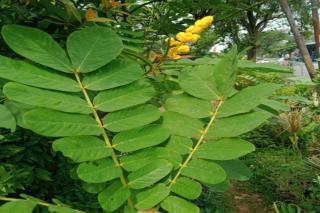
[201,16,214,25]
[165,38,181,46]
[190,34,200,43]
[195,16,214,29]
[176,32,194,43]
[195,19,208,28]
[185,25,204,34]
[176,45,190,54]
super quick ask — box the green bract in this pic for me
[0,25,282,212]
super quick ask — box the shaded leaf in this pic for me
[216,160,252,181]
[0,104,16,132]
[81,182,107,194]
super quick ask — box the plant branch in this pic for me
[73,71,134,209]
[167,99,224,187]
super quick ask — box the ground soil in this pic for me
[228,184,274,213]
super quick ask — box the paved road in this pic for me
[290,61,314,79]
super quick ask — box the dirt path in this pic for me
[228,184,274,213]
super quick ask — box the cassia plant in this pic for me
[0,24,282,213]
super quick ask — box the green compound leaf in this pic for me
[0,200,36,213]
[135,184,170,210]
[77,158,122,183]
[218,83,281,117]
[53,136,111,162]
[194,138,255,160]
[67,26,123,73]
[216,160,252,181]
[103,104,160,132]
[207,111,271,139]
[94,80,155,112]
[3,82,90,114]
[2,24,73,73]
[0,55,79,92]
[179,65,218,100]
[121,147,182,171]
[181,159,226,185]
[165,136,193,155]
[98,180,131,212]
[161,196,199,213]
[162,111,203,138]
[23,109,101,137]
[82,59,143,91]
[113,124,170,152]
[128,160,173,189]
[171,177,202,200]
[164,94,212,118]
[0,104,16,132]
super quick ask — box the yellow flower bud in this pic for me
[185,25,204,34]
[176,45,190,54]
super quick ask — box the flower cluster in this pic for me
[166,16,214,60]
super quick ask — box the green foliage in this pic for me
[244,149,320,211]
[0,25,280,212]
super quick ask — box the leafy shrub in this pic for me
[0,24,284,212]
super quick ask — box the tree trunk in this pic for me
[247,45,257,61]
[311,0,320,69]
[279,0,316,78]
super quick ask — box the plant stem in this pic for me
[73,71,134,209]
[168,99,224,187]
